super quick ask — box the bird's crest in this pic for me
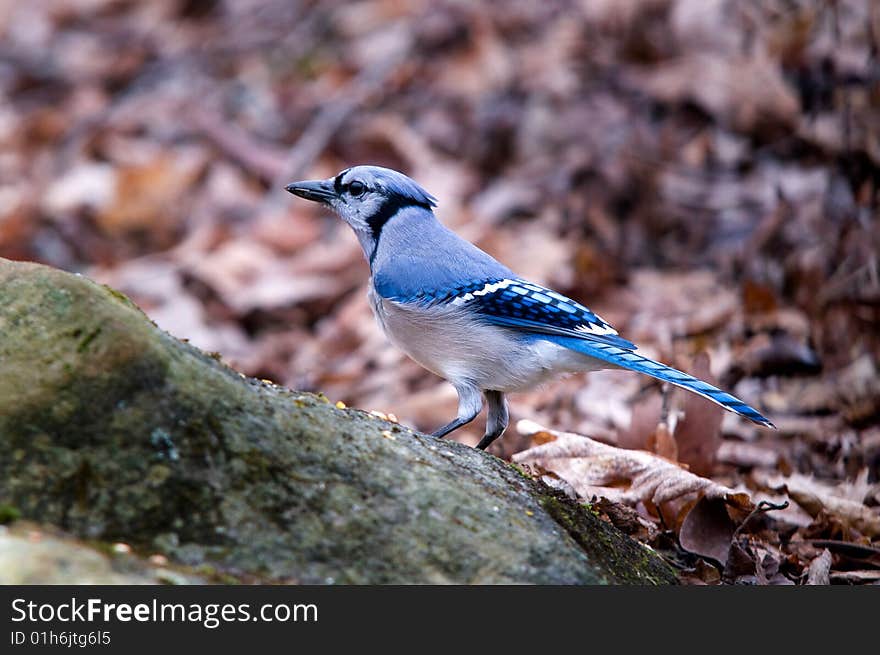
[336,165,437,208]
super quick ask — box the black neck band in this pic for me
[367,196,432,264]
[367,196,431,239]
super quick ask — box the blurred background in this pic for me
[0,0,877,473]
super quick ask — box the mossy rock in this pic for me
[0,258,676,584]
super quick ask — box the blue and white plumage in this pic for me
[286,165,774,450]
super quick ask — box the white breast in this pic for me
[367,285,604,392]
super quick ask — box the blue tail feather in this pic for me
[546,336,775,428]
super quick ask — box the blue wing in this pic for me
[446,278,636,350]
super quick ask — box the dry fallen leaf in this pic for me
[716,441,781,469]
[646,419,679,463]
[593,497,659,543]
[805,548,832,585]
[98,150,206,238]
[616,392,663,451]
[674,352,723,476]
[679,496,737,564]
[830,570,880,584]
[514,420,753,513]
[756,471,880,538]
[187,240,348,313]
[634,53,800,134]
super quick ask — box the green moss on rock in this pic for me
[0,504,21,524]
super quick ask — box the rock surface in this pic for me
[0,522,202,585]
[0,258,675,584]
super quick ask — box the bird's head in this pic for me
[285,166,437,251]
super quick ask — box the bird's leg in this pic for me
[476,390,508,451]
[431,383,482,439]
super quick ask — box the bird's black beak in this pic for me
[285,179,336,204]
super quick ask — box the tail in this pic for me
[548,336,775,428]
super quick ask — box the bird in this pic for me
[286,165,774,450]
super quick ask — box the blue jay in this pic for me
[286,165,774,450]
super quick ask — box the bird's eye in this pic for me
[348,181,366,197]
